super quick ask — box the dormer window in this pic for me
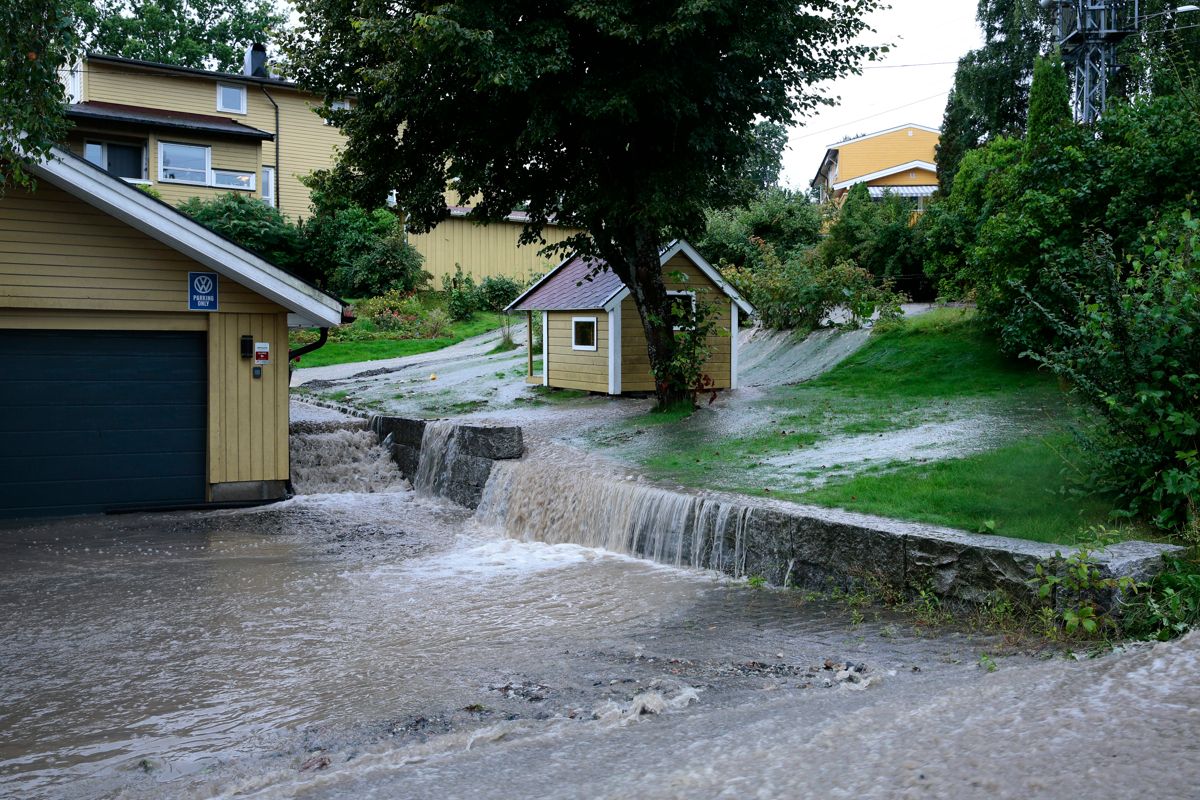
[217,83,247,114]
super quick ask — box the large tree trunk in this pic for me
[595,226,686,408]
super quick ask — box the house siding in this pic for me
[409,217,580,286]
[546,311,609,393]
[835,127,939,185]
[82,60,344,218]
[0,182,290,490]
[869,167,938,188]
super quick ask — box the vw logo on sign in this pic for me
[188,271,220,312]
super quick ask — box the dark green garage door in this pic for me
[0,330,207,519]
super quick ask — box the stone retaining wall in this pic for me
[369,416,524,508]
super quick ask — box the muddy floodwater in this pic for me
[3,429,1200,798]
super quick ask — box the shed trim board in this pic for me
[607,303,621,395]
[831,160,939,191]
[34,147,342,326]
[730,303,739,390]
[541,312,548,386]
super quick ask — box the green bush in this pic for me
[420,307,454,339]
[177,192,306,276]
[477,275,524,312]
[304,207,430,298]
[723,241,904,333]
[1122,556,1200,641]
[696,187,822,271]
[353,289,422,319]
[1028,212,1200,531]
[441,264,478,321]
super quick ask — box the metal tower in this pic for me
[1041,0,1140,123]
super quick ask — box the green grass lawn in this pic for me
[632,309,1139,545]
[291,310,507,369]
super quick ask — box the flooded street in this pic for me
[2,420,1199,799]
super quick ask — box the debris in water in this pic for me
[300,753,331,772]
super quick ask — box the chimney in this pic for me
[243,43,268,78]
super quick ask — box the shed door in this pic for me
[0,330,207,519]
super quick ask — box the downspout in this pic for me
[289,327,328,363]
[260,85,280,214]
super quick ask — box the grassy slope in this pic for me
[291,311,507,369]
[639,309,1135,544]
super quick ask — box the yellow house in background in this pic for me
[59,49,576,285]
[812,123,940,210]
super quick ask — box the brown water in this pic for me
[1,428,1198,799]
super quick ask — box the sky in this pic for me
[778,1,985,190]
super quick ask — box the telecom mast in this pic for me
[1040,0,1139,123]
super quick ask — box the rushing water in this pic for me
[1,424,1198,798]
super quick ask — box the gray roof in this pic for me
[66,101,275,141]
[509,255,625,311]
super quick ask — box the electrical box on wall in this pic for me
[240,335,253,359]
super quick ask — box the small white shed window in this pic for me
[217,82,247,114]
[159,142,210,185]
[666,291,696,330]
[572,317,597,351]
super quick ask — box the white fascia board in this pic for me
[36,149,344,327]
[831,160,938,191]
[504,249,579,312]
[601,286,630,312]
[827,123,941,149]
[659,239,754,316]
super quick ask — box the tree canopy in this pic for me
[74,0,287,72]
[0,0,79,192]
[286,0,885,404]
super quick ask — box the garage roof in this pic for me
[32,147,345,327]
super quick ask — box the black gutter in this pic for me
[259,86,281,214]
[289,327,329,363]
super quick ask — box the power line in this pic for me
[790,91,950,143]
[862,60,959,70]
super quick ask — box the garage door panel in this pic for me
[0,354,209,384]
[0,329,207,519]
[0,380,205,406]
[0,426,205,455]
[0,404,206,432]
[0,476,209,517]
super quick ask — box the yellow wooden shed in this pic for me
[506,240,753,395]
[0,147,345,519]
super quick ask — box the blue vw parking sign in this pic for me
[188,272,219,311]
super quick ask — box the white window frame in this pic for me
[216,82,247,114]
[158,141,212,186]
[261,166,275,206]
[212,169,257,191]
[83,139,149,183]
[666,290,697,331]
[571,316,598,351]
[324,98,350,125]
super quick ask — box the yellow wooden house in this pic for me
[60,49,577,285]
[506,241,753,395]
[0,147,345,519]
[812,123,940,210]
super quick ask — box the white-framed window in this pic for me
[324,98,350,125]
[261,166,275,206]
[158,141,211,185]
[83,139,147,182]
[666,290,697,331]
[572,317,598,351]
[216,82,247,114]
[212,169,256,191]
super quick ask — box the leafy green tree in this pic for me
[1025,54,1070,160]
[696,187,822,272]
[936,0,1052,193]
[736,120,789,197]
[301,206,430,297]
[74,0,287,72]
[1,0,79,192]
[285,0,884,406]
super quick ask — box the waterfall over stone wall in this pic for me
[476,457,754,576]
